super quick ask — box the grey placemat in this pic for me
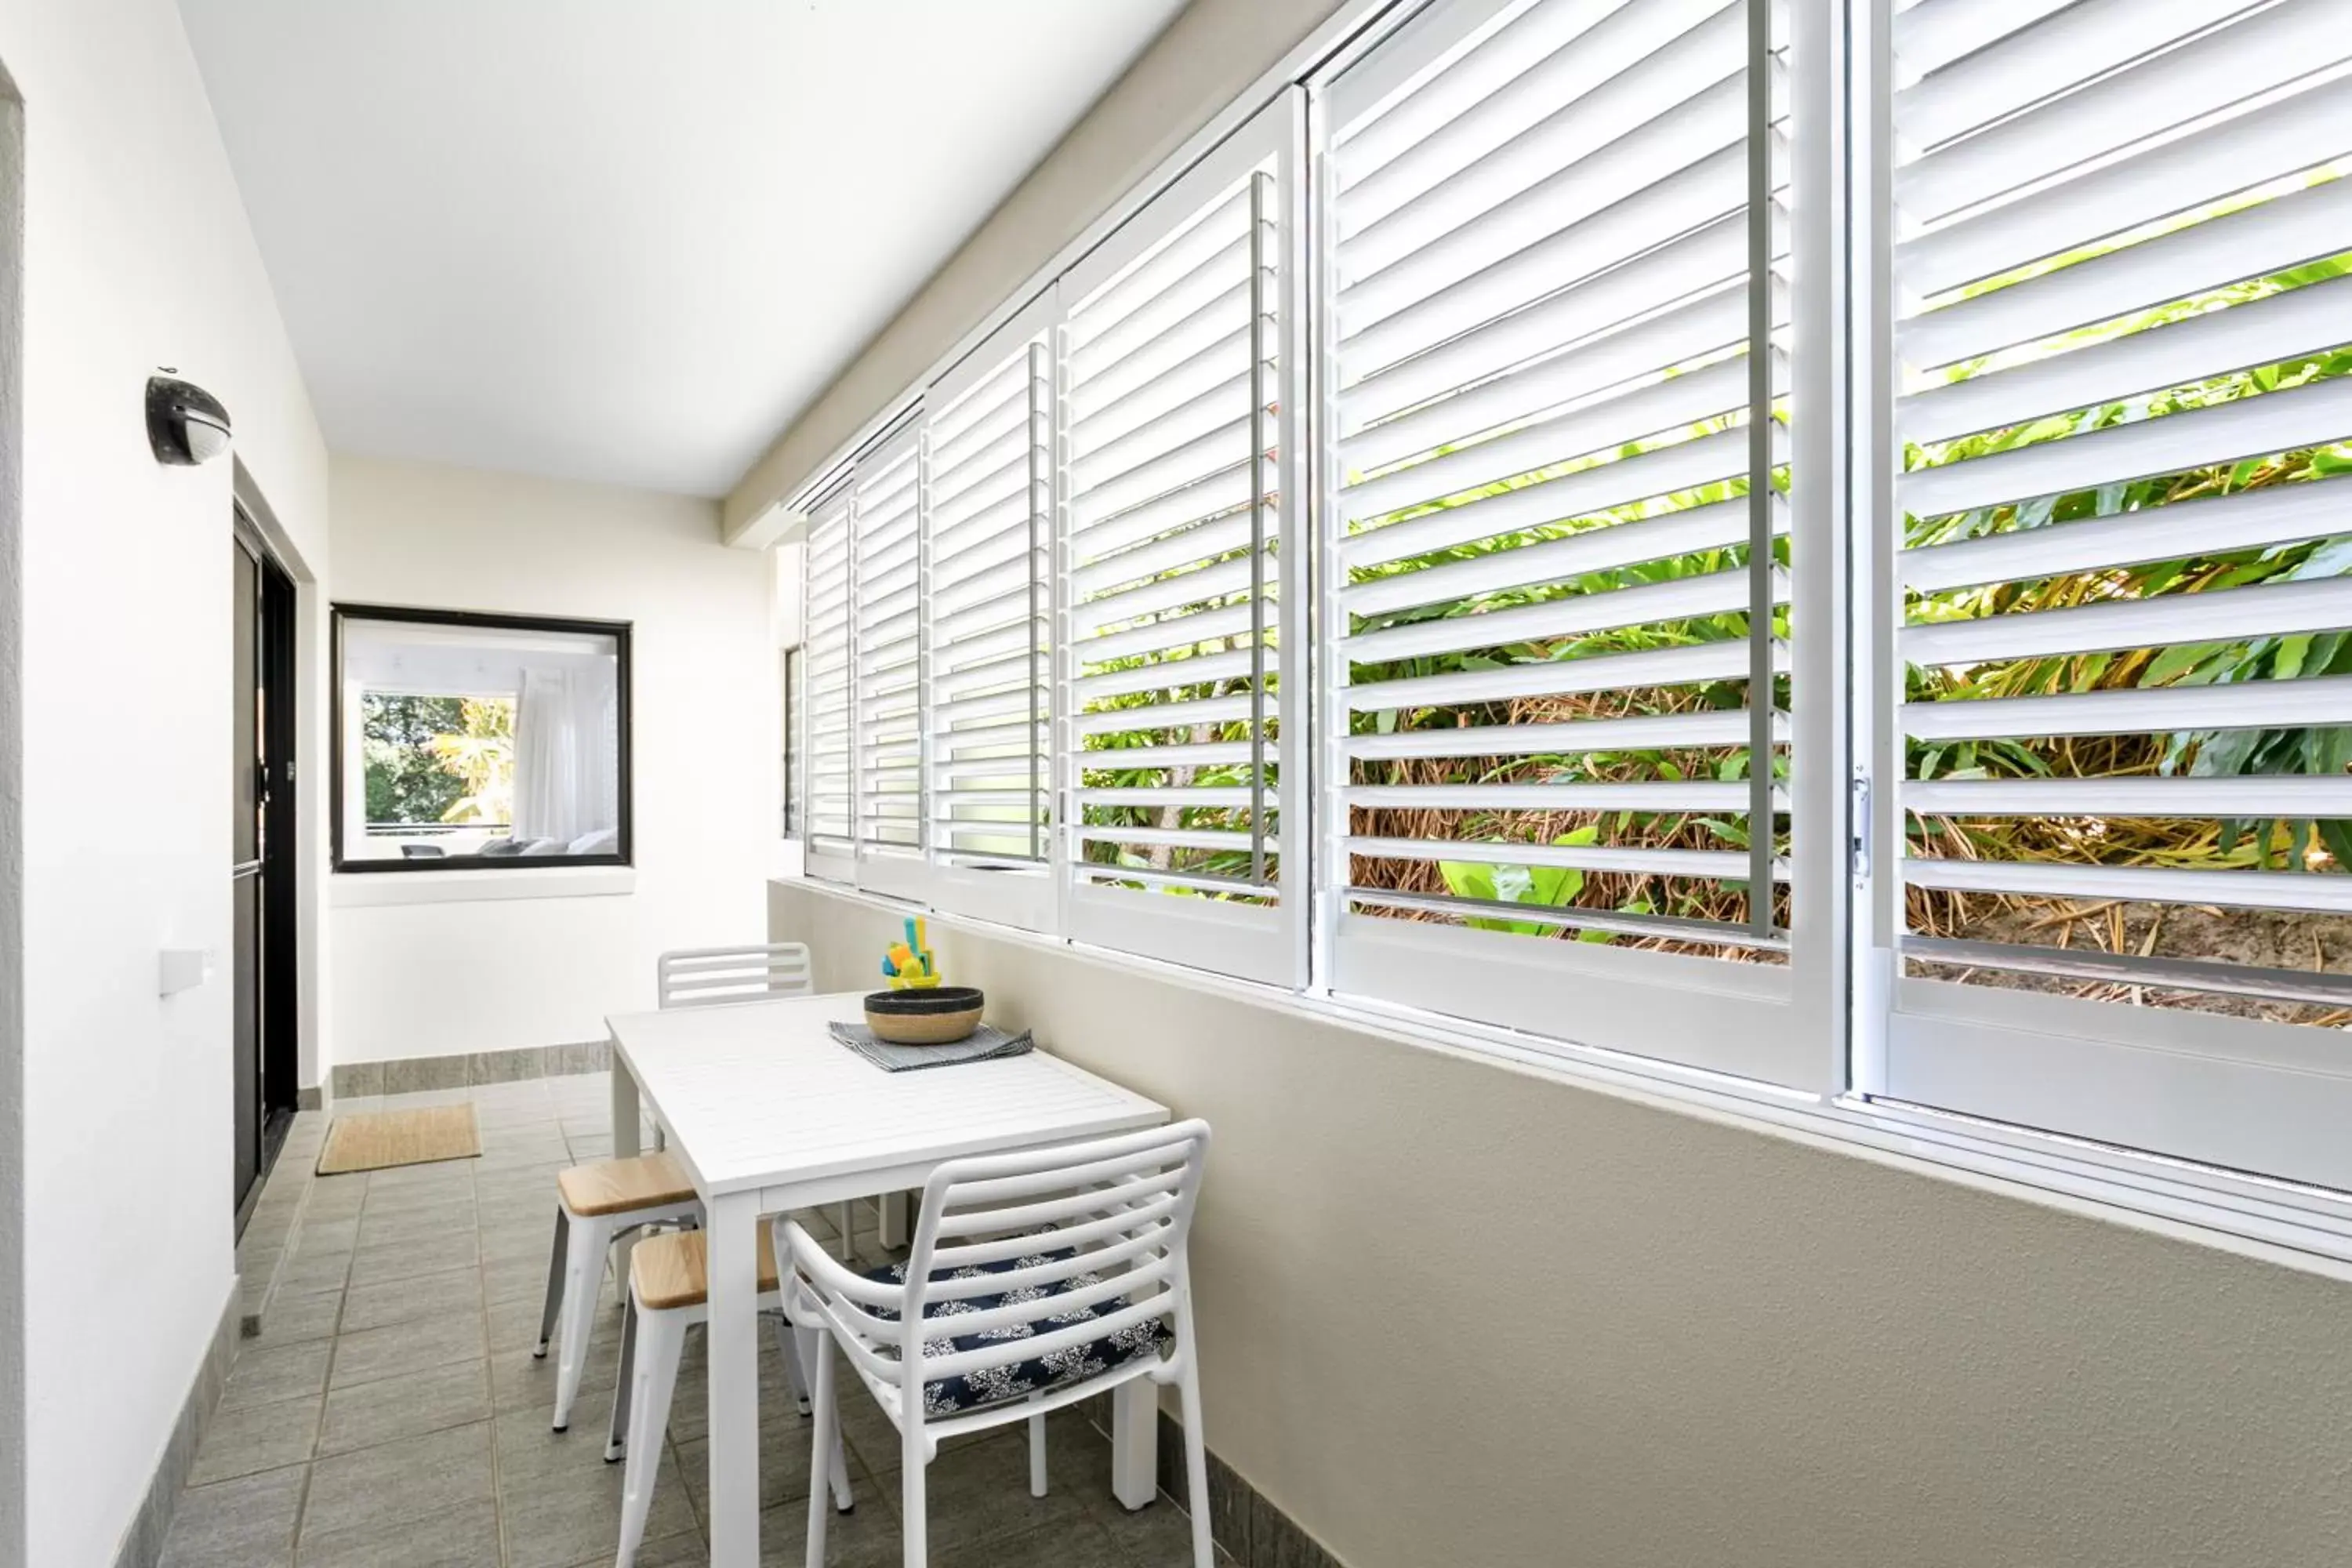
[827,1020,1035,1073]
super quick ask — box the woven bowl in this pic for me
[863,985,985,1045]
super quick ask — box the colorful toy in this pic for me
[883,918,942,989]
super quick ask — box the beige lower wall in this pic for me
[772,878,2352,1568]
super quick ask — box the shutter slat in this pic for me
[1904,574,2352,666]
[1341,422,1766,571]
[1069,331,1252,459]
[1078,648,1258,702]
[1346,494,1781,617]
[1900,274,2352,445]
[1074,601,1260,666]
[1072,554,1270,636]
[1900,676,2352,741]
[1901,375,2352,521]
[1904,858,2352,913]
[1074,826,1275,855]
[1339,352,1755,524]
[1339,143,1749,405]
[1901,481,2345,593]
[1066,466,1254,560]
[1893,74,2352,299]
[1900,174,2352,372]
[1894,1,2344,225]
[1343,639,1778,713]
[1906,777,2352,816]
[1073,514,1254,597]
[1341,4,1747,283]
[1346,709,1780,760]
[1893,0,2252,152]
[1074,692,1261,739]
[1344,263,1753,470]
[1348,781,1760,810]
[1350,834,1768,880]
[1893,0,2074,79]
[1341,0,1735,235]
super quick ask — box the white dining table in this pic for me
[604,989,1172,1567]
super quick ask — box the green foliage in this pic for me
[1439,826,1613,938]
[361,695,467,825]
[360,694,514,828]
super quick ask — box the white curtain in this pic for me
[510,663,619,845]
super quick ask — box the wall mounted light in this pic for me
[146,371,232,465]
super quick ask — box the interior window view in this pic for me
[333,608,628,869]
[10,3,2352,1568]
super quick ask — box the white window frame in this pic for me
[1306,0,1846,1091]
[848,421,931,903]
[918,292,1062,931]
[1054,91,1311,992]
[800,485,858,885]
[1846,0,2352,1193]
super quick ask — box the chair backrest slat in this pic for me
[891,1121,1208,1392]
[657,942,814,1010]
[927,1194,1180,1280]
[937,1145,1188,1216]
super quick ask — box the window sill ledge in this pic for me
[334,866,637,907]
[770,873,2352,1285]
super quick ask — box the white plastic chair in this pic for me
[656,941,815,1009]
[780,1120,1214,1568]
[607,1229,854,1568]
[655,939,866,1247]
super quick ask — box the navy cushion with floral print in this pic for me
[862,1240,1171,1418]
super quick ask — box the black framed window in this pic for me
[332,604,632,872]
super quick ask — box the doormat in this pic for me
[316,1104,481,1174]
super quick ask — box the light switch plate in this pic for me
[158,947,213,996]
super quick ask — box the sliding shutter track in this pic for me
[1317,0,1816,1085]
[1056,96,1303,986]
[919,300,1058,927]
[852,431,924,872]
[802,487,857,878]
[1878,0,2352,1187]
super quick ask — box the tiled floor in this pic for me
[162,1073,1214,1568]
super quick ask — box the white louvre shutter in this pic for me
[920,298,1057,928]
[1058,96,1305,986]
[852,429,924,882]
[1318,0,1813,1083]
[802,485,857,880]
[1878,0,2352,1188]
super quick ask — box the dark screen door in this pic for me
[232,539,261,1210]
[233,525,297,1224]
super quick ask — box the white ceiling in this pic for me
[177,0,1187,497]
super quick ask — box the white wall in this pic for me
[4,0,333,1559]
[774,879,2352,1568]
[328,456,771,1065]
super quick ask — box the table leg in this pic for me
[706,1191,762,1566]
[1110,1380,1159,1510]
[608,1045,641,1159]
